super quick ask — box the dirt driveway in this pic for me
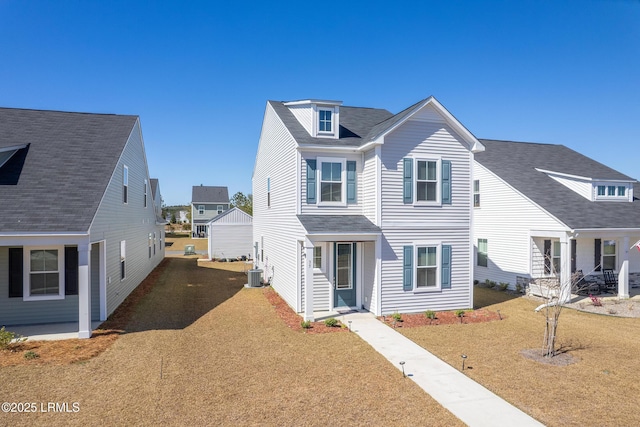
[0,258,461,426]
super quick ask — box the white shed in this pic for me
[207,207,253,260]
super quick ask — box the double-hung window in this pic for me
[416,246,438,288]
[403,157,451,205]
[477,239,488,267]
[144,179,148,207]
[313,246,323,270]
[603,240,616,270]
[416,160,438,202]
[123,165,129,204]
[473,180,480,207]
[23,246,65,300]
[403,243,452,292]
[318,157,345,204]
[198,205,205,215]
[217,205,224,214]
[120,241,126,280]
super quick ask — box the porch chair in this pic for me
[602,269,618,293]
[572,270,599,295]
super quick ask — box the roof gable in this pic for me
[0,107,138,233]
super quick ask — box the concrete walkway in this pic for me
[341,311,544,427]
[9,321,103,341]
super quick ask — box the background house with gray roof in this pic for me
[473,139,640,299]
[191,185,229,238]
[253,97,484,320]
[0,107,165,338]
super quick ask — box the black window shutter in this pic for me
[8,248,23,298]
[65,246,79,295]
[594,239,601,271]
[571,239,577,273]
[543,240,551,275]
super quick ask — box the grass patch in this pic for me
[399,286,640,426]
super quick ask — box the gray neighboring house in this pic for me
[0,107,165,338]
[191,185,230,238]
[473,139,640,300]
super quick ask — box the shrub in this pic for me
[515,283,523,294]
[455,309,465,317]
[498,282,509,291]
[424,310,436,320]
[24,351,39,360]
[324,318,339,327]
[473,279,479,285]
[0,326,27,350]
[485,279,497,288]
[391,312,402,322]
[300,320,312,329]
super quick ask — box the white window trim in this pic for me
[593,182,631,201]
[198,205,205,215]
[315,106,337,138]
[414,157,441,206]
[414,242,441,292]
[477,238,488,267]
[602,240,618,271]
[473,180,480,208]
[23,245,65,301]
[317,156,347,206]
[120,240,126,281]
[144,179,148,208]
[123,165,129,204]
[313,245,324,273]
[217,205,224,214]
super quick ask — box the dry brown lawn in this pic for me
[165,234,209,252]
[0,258,462,426]
[400,287,640,427]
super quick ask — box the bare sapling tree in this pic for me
[533,252,600,357]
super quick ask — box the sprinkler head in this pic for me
[399,361,406,377]
[461,354,467,371]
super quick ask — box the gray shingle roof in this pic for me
[191,185,229,203]
[268,101,394,147]
[297,215,381,234]
[475,139,640,229]
[0,107,138,233]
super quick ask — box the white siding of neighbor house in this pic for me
[473,162,567,287]
[208,208,253,259]
[547,174,592,200]
[253,103,305,311]
[378,118,474,314]
[300,151,364,215]
[287,104,313,136]
[89,120,164,318]
[362,148,378,224]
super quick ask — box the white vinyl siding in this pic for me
[378,118,474,314]
[207,208,253,259]
[253,103,305,311]
[473,162,568,286]
[362,149,378,223]
[89,120,164,318]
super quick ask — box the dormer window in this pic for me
[318,109,332,133]
[594,182,631,201]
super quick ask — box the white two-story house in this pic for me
[253,97,484,320]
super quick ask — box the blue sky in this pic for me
[1,0,638,206]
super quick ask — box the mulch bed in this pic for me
[380,309,503,328]
[263,287,347,334]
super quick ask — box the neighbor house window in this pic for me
[267,177,271,208]
[597,185,606,196]
[198,205,205,215]
[217,205,224,214]
[120,241,126,280]
[416,160,438,202]
[552,241,561,274]
[313,246,322,269]
[319,157,345,203]
[148,233,152,258]
[416,245,438,288]
[144,179,148,207]
[153,232,157,255]
[318,109,332,133]
[473,180,480,207]
[123,165,129,204]
[607,186,616,196]
[477,239,488,267]
[603,240,617,270]
[618,186,626,197]
[23,246,64,300]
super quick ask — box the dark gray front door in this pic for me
[334,243,356,308]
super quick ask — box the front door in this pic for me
[334,243,356,308]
